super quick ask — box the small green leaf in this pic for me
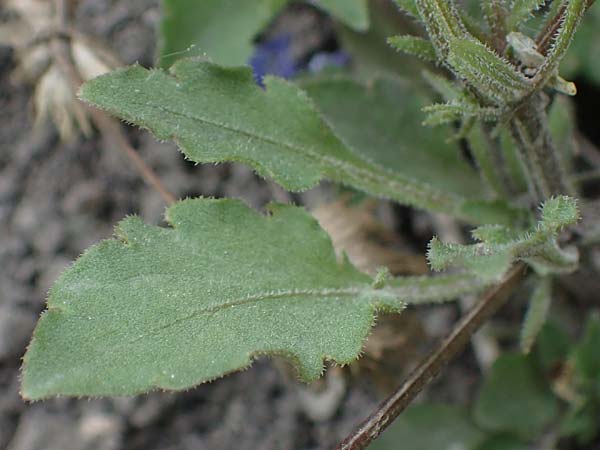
[531,0,589,92]
[316,0,370,31]
[387,35,437,62]
[159,0,286,67]
[369,403,486,450]
[80,60,518,224]
[427,196,580,280]
[473,353,558,437]
[447,38,530,105]
[22,198,407,399]
[539,195,580,233]
[506,0,546,30]
[561,3,600,85]
[520,277,552,353]
[471,224,517,244]
[392,0,419,18]
[415,0,468,58]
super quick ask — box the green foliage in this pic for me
[387,35,436,62]
[473,353,558,437]
[160,0,287,67]
[427,196,580,281]
[392,0,418,18]
[506,0,547,31]
[22,198,406,399]
[562,4,600,84]
[316,0,370,31]
[21,198,490,400]
[368,404,486,450]
[80,60,517,225]
[159,0,369,68]
[372,322,600,449]
[559,315,600,444]
[21,3,597,446]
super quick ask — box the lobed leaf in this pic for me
[159,0,287,67]
[22,198,408,400]
[80,60,518,224]
[428,196,580,280]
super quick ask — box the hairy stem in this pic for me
[333,263,527,450]
[509,94,573,201]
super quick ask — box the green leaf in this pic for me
[427,196,580,281]
[571,313,600,383]
[560,401,600,445]
[561,4,600,85]
[531,0,589,92]
[369,403,486,450]
[392,0,419,18]
[80,60,518,225]
[473,353,558,437]
[21,198,407,400]
[415,0,468,58]
[534,321,572,372]
[447,38,530,105]
[506,0,546,30]
[315,0,370,31]
[473,434,531,450]
[159,0,286,67]
[298,76,483,199]
[520,277,552,354]
[387,35,437,62]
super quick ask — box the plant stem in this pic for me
[333,263,526,450]
[509,94,573,202]
[50,0,176,205]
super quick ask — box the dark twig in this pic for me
[333,263,527,450]
[50,0,176,205]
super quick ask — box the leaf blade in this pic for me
[80,60,518,224]
[21,199,404,399]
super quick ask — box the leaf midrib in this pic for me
[123,99,463,208]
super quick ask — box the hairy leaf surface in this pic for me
[22,198,406,399]
[80,60,517,224]
[428,196,580,280]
